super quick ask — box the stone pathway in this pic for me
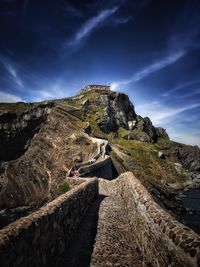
[62,195,143,267]
[90,196,143,267]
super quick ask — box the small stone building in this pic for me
[85,84,111,91]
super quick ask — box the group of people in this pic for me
[70,165,80,177]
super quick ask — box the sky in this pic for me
[0,0,200,146]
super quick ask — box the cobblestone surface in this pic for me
[90,196,144,267]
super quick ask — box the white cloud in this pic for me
[0,91,24,103]
[6,63,24,88]
[136,101,200,146]
[68,6,118,46]
[112,16,133,25]
[167,128,200,147]
[162,79,200,97]
[136,102,200,125]
[111,50,185,89]
[0,56,24,88]
[31,83,68,102]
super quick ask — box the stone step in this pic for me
[90,196,143,267]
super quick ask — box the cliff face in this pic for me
[0,88,199,209]
[80,89,168,142]
[0,104,97,208]
[0,102,54,161]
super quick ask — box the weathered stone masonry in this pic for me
[1,171,200,267]
[0,178,98,267]
[99,172,200,267]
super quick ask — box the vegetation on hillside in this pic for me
[0,102,39,112]
[60,89,189,186]
[60,180,70,193]
[112,137,187,184]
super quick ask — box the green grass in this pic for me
[117,127,130,138]
[114,138,187,184]
[0,102,38,112]
[61,180,70,193]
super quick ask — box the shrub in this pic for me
[61,180,70,193]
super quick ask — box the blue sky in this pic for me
[0,0,200,146]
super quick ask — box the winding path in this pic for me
[67,130,109,177]
[64,128,143,267]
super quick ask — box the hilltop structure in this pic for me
[85,84,111,90]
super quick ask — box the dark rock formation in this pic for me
[97,93,137,133]
[0,106,97,208]
[83,90,169,143]
[0,103,54,161]
[131,116,169,143]
[156,127,169,140]
[173,145,200,172]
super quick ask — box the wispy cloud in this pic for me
[166,123,200,147]
[136,102,200,125]
[131,50,185,82]
[67,6,119,46]
[31,82,69,102]
[111,50,185,90]
[162,79,200,97]
[0,91,24,103]
[112,16,133,25]
[0,56,24,88]
[135,100,200,146]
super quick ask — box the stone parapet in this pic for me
[0,178,98,267]
[98,173,200,267]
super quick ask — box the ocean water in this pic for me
[178,190,200,234]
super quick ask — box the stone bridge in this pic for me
[0,135,200,266]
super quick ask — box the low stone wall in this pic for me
[0,178,98,267]
[80,156,116,179]
[99,173,200,267]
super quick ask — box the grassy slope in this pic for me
[63,90,188,185]
[1,91,189,186]
[113,137,187,184]
[0,102,39,112]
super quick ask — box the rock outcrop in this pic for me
[81,89,168,142]
[0,102,54,161]
[96,93,137,133]
[173,145,200,172]
[0,86,198,210]
[0,106,97,208]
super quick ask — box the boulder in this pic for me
[83,122,91,134]
[155,127,169,140]
[158,151,166,159]
[128,120,136,130]
[123,132,140,141]
[135,116,158,143]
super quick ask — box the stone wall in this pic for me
[0,178,98,267]
[99,173,200,267]
[80,157,117,179]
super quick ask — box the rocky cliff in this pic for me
[0,87,199,210]
[0,103,97,208]
[0,102,53,161]
[79,89,168,142]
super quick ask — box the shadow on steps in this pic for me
[60,195,105,267]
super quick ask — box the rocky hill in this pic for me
[0,87,200,210]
